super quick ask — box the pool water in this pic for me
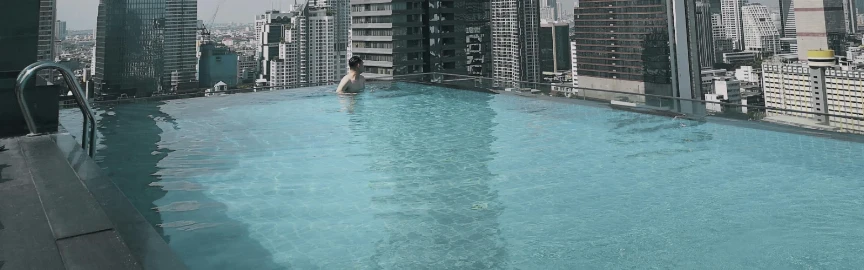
[61,82,864,269]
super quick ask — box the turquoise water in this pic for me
[61,83,864,269]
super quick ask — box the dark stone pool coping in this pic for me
[51,133,189,270]
[0,134,188,270]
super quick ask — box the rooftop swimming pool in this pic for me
[60,82,864,269]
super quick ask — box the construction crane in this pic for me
[201,0,228,40]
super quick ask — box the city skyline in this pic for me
[60,0,582,30]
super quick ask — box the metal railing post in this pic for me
[15,61,98,157]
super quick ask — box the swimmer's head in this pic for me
[349,56,364,73]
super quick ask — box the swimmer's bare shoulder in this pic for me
[336,74,353,94]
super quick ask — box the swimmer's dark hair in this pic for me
[349,56,363,69]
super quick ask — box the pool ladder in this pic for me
[15,61,97,157]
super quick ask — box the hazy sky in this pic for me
[59,0,579,30]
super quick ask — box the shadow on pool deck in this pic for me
[95,102,287,270]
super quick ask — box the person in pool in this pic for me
[337,56,366,94]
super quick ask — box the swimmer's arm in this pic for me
[336,77,349,94]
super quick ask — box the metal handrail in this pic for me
[15,61,97,157]
[388,72,864,122]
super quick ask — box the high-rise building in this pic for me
[37,0,56,62]
[742,4,781,54]
[712,13,725,41]
[255,10,293,80]
[779,0,797,38]
[94,0,198,96]
[793,0,847,60]
[268,3,337,87]
[55,20,67,41]
[573,0,702,110]
[696,1,716,68]
[539,22,571,72]
[330,0,351,78]
[164,0,199,92]
[722,0,745,50]
[95,0,166,96]
[844,0,859,34]
[350,0,492,78]
[570,40,578,88]
[540,0,558,22]
[492,0,541,84]
[299,3,337,84]
[712,13,734,63]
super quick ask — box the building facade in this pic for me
[198,42,238,88]
[164,0,199,92]
[350,0,492,79]
[492,0,541,84]
[779,0,797,38]
[55,20,67,41]
[539,22,571,73]
[570,40,578,88]
[723,51,758,64]
[742,4,780,54]
[697,1,716,68]
[95,0,166,97]
[763,63,864,132]
[540,0,558,22]
[722,0,745,50]
[255,10,293,80]
[793,0,847,59]
[705,77,742,113]
[573,0,673,102]
[844,0,859,34]
[267,3,337,88]
[37,0,56,62]
[329,0,351,77]
[237,53,257,83]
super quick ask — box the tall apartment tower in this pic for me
[712,13,725,41]
[779,0,797,38]
[268,3,337,87]
[712,13,734,62]
[315,0,350,77]
[256,10,293,80]
[722,0,746,50]
[55,20,67,41]
[164,0,199,92]
[742,4,781,54]
[696,1,716,68]
[37,0,56,62]
[793,0,847,60]
[492,0,541,84]
[350,0,492,78]
[299,3,337,84]
[540,0,558,21]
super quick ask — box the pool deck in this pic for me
[0,134,187,270]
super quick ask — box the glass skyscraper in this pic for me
[573,0,701,111]
[95,0,197,97]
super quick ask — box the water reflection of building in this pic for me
[357,85,506,268]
